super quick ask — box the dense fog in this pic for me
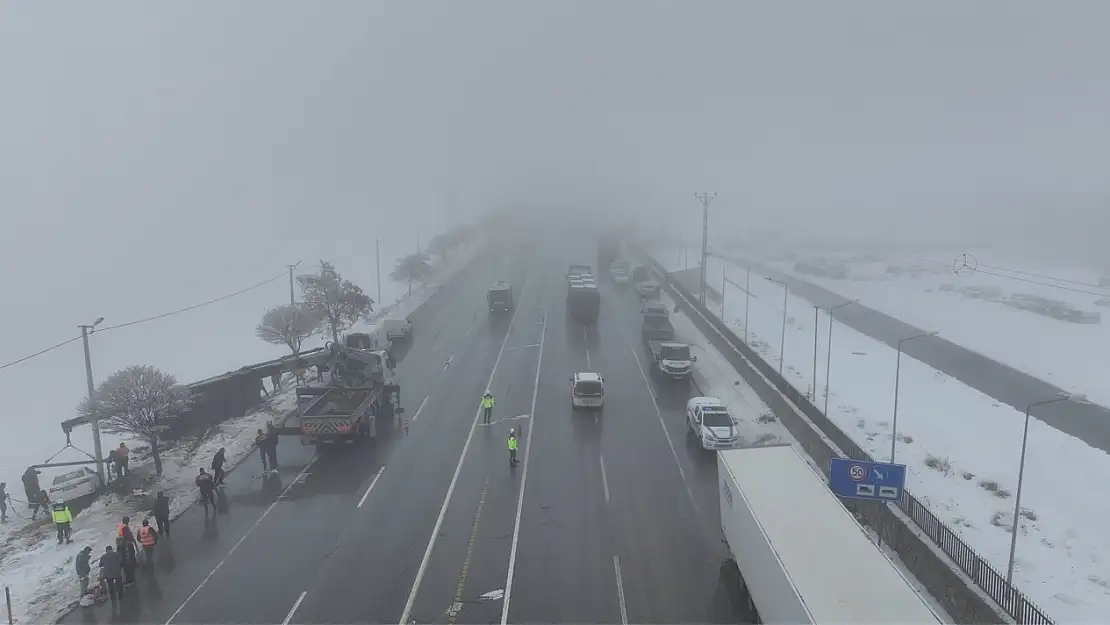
[3,0,1108,481]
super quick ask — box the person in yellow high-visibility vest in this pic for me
[51,501,74,544]
[507,428,518,466]
[481,390,495,424]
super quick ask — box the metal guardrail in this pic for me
[638,249,1054,625]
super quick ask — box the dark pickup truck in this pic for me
[641,311,676,341]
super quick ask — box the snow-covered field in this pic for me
[0,236,485,624]
[748,247,1110,409]
[0,230,482,512]
[649,247,1110,623]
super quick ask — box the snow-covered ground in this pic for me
[0,383,296,625]
[0,235,485,624]
[743,247,1110,409]
[649,247,1110,623]
[0,230,483,512]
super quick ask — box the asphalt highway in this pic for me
[720,255,1110,453]
[65,240,748,625]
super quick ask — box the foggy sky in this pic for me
[2,0,1109,472]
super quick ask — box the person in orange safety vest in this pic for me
[137,519,158,567]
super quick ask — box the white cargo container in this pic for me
[717,445,944,624]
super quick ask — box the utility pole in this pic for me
[79,317,106,486]
[376,238,383,304]
[694,192,717,306]
[286,262,300,306]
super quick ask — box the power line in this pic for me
[0,336,83,371]
[0,269,289,371]
[98,270,287,333]
[901,253,1110,298]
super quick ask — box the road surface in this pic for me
[64,241,747,624]
[719,254,1110,453]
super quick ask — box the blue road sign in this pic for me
[829,458,907,502]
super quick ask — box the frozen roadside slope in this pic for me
[648,246,1110,622]
[0,233,487,625]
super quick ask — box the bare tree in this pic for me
[298,260,374,344]
[256,304,320,356]
[77,365,193,475]
[391,252,436,295]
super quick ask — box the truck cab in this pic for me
[567,264,592,281]
[631,265,660,298]
[488,281,513,313]
[569,372,605,410]
[686,397,740,450]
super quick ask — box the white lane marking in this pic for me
[599,455,610,502]
[411,395,430,423]
[502,343,541,352]
[398,296,524,625]
[282,591,308,625]
[499,311,548,625]
[165,458,316,624]
[613,555,629,625]
[628,343,700,515]
[357,466,386,509]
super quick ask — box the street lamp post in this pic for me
[822,300,860,415]
[811,306,819,401]
[721,263,727,319]
[1006,393,1083,584]
[79,317,106,485]
[287,261,302,306]
[744,265,753,344]
[765,277,789,376]
[890,330,939,463]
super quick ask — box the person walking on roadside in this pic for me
[211,447,227,486]
[100,546,123,602]
[116,443,130,475]
[265,422,279,470]
[0,482,9,523]
[153,491,171,537]
[137,519,158,568]
[51,500,74,544]
[255,429,269,472]
[106,449,117,484]
[118,533,139,587]
[196,468,216,514]
[76,546,93,596]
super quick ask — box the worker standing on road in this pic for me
[137,519,158,568]
[31,489,50,520]
[481,390,495,424]
[507,428,518,466]
[255,429,269,471]
[76,545,93,596]
[211,447,227,486]
[100,546,124,601]
[51,500,74,544]
[196,468,217,515]
[153,491,171,537]
[265,422,279,470]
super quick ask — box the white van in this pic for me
[570,372,605,410]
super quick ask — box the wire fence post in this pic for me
[5,585,12,625]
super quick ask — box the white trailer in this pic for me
[717,445,944,624]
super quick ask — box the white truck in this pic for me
[717,445,944,624]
